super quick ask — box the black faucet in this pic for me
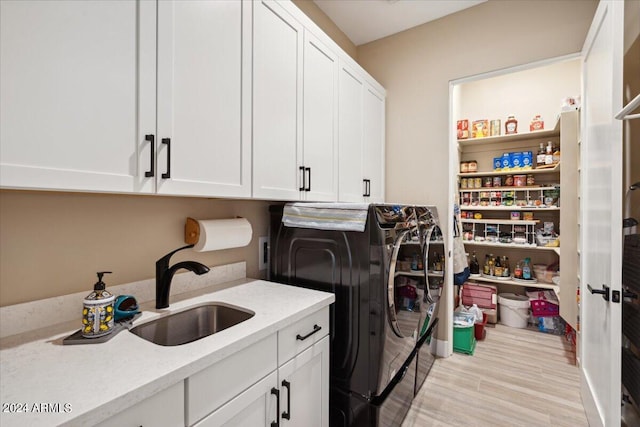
[156,244,210,309]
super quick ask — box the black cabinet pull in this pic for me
[305,167,311,192]
[270,387,280,427]
[362,179,371,197]
[282,380,291,420]
[363,179,368,197]
[296,324,321,341]
[144,134,155,178]
[588,284,610,302]
[299,166,305,191]
[161,138,171,179]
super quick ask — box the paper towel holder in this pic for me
[185,217,201,245]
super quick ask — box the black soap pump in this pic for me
[82,271,116,338]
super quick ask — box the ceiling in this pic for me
[313,0,487,46]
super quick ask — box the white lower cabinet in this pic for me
[96,380,184,427]
[186,307,330,427]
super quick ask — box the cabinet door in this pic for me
[156,0,251,198]
[96,381,184,427]
[278,336,329,427]
[194,371,278,427]
[252,0,303,200]
[302,31,338,202]
[338,61,365,202]
[0,0,156,194]
[363,84,385,203]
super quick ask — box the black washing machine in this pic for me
[270,203,444,426]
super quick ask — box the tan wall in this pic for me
[357,0,598,228]
[0,190,271,306]
[291,0,357,60]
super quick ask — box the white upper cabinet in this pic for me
[302,31,339,201]
[0,0,156,193]
[156,0,251,198]
[363,84,385,203]
[252,0,303,200]
[338,61,365,202]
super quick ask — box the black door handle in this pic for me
[144,134,155,177]
[305,167,311,192]
[588,284,610,302]
[271,387,280,427]
[299,166,305,191]
[161,138,171,179]
[296,324,321,341]
[624,290,639,299]
[281,380,291,420]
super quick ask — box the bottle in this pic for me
[536,142,546,168]
[505,115,518,134]
[483,254,490,275]
[494,256,503,277]
[553,145,561,164]
[469,252,480,275]
[82,272,115,338]
[417,252,424,270]
[522,257,532,280]
[433,252,442,271]
[514,261,523,279]
[545,141,554,165]
[411,253,418,270]
[488,254,495,276]
[502,256,510,277]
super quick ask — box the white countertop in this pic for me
[0,279,334,427]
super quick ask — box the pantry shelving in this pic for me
[456,116,560,147]
[458,162,560,177]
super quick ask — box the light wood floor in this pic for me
[403,323,588,427]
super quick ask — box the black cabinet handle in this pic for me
[144,134,155,178]
[363,179,368,197]
[588,284,610,302]
[367,179,371,197]
[299,166,305,191]
[161,138,171,179]
[271,387,280,427]
[305,167,311,192]
[296,324,321,341]
[282,380,291,420]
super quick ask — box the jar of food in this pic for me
[460,178,468,189]
[513,175,526,187]
[483,176,493,187]
[467,160,478,173]
[505,114,518,134]
[493,176,502,187]
[474,177,482,188]
[504,174,514,186]
[526,174,535,186]
[460,162,469,173]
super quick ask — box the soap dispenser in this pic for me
[82,271,115,338]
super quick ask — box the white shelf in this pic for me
[462,240,560,252]
[468,275,560,292]
[458,163,560,177]
[457,118,560,147]
[460,206,560,211]
[461,219,538,225]
[459,185,557,192]
[395,270,444,278]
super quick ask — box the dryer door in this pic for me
[387,229,423,339]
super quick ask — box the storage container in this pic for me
[498,293,530,328]
[474,312,488,340]
[482,308,498,324]
[530,299,559,317]
[453,324,476,355]
[462,283,498,309]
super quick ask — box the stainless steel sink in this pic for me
[130,303,255,346]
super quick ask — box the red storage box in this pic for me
[474,312,488,340]
[462,283,498,309]
[530,299,559,317]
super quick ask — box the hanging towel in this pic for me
[282,202,369,232]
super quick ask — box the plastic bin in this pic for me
[530,299,559,317]
[498,293,530,328]
[453,325,476,355]
[474,312,488,340]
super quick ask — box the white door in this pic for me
[363,84,385,203]
[252,0,303,200]
[580,1,624,426]
[278,336,329,427]
[0,0,156,194]
[302,31,338,202]
[156,0,251,198]
[338,61,365,202]
[194,372,278,427]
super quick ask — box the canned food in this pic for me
[483,177,493,187]
[527,174,535,186]
[490,119,501,136]
[460,162,469,173]
[467,160,478,173]
[474,177,482,188]
[460,178,468,189]
[493,176,502,187]
[513,175,527,187]
[505,174,514,186]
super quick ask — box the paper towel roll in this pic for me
[185,217,252,252]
